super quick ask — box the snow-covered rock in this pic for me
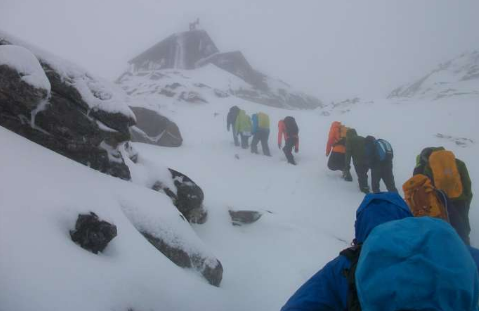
[0,31,135,180]
[388,50,479,100]
[152,168,208,224]
[0,45,51,93]
[129,106,183,147]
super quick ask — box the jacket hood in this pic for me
[346,128,358,139]
[331,121,341,129]
[354,192,412,244]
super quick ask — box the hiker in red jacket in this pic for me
[278,116,299,165]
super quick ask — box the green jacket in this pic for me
[414,147,473,203]
[345,129,367,169]
[235,110,252,134]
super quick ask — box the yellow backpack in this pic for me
[403,174,449,221]
[428,150,463,199]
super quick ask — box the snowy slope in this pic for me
[1,91,479,310]
[2,34,479,310]
[389,50,479,100]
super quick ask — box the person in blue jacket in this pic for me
[281,192,479,311]
[251,112,271,156]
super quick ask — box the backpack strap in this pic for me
[340,245,363,311]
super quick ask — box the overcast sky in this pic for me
[1,0,478,101]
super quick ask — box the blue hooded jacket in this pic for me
[281,193,413,311]
[356,217,479,311]
[281,192,479,311]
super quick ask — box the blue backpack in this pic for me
[375,139,393,161]
[344,217,479,311]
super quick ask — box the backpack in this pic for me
[283,116,298,136]
[402,174,449,221]
[428,150,463,199]
[375,139,393,161]
[342,217,479,311]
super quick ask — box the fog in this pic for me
[1,0,478,100]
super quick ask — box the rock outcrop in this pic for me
[153,168,207,224]
[141,231,223,286]
[129,106,183,147]
[0,34,135,180]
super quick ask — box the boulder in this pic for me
[129,106,183,147]
[140,232,223,286]
[228,210,263,226]
[152,168,207,224]
[70,212,117,254]
[0,38,134,180]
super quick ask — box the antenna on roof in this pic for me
[189,18,200,31]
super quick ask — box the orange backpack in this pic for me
[428,150,463,199]
[403,174,449,221]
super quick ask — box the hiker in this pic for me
[365,136,398,193]
[403,174,479,269]
[281,193,479,311]
[227,106,240,146]
[344,129,369,193]
[326,122,349,176]
[251,112,271,156]
[413,147,473,245]
[234,109,252,149]
[278,116,299,165]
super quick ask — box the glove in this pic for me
[278,143,282,149]
[294,147,299,153]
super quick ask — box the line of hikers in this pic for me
[227,106,300,165]
[326,121,473,246]
[225,111,477,308]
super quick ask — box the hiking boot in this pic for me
[343,170,353,182]
[360,186,370,194]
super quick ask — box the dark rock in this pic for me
[70,212,117,254]
[228,210,263,226]
[129,106,183,147]
[140,231,223,286]
[0,39,133,180]
[152,169,207,224]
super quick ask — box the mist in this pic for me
[1,0,478,100]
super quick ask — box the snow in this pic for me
[0,45,50,92]
[0,30,135,119]
[1,43,479,310]
[389,50,479,100]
